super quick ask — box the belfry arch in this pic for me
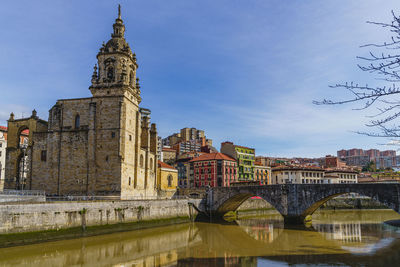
[4,110,48,190]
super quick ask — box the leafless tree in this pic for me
[314,11,400,138]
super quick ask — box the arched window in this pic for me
[107,67,114,81]
[74,114,80,129]
[167,175,173,187]
[140,155,144,168]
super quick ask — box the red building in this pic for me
[189,152,237,188]
[325,155,346,168]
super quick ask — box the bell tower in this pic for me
[90,5,141,104]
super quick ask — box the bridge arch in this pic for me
[208,184,400,224]
[216,192,285,216]
[299,187,400,220]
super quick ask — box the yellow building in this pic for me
[157,161,178,198]
[254,162,271,185]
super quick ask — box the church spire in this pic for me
[112,4,125,38]
[90,5,140,103]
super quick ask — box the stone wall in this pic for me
[321,197,387,210]
[237,198,273,211]
[0,195,45,203]
[0,199,201,234]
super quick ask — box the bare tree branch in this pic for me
[315,11,400,138]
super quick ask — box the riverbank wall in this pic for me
[0,199,201,247]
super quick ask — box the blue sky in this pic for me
[1,0,399,157]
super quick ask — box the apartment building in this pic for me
[189,152,237,188]
[221,142,255,181]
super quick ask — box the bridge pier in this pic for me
[283,215,307,225]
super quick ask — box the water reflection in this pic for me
[0,210,399,266]
[314,222,362,242]
[236,216,283,243]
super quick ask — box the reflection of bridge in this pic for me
[198,184,400,224]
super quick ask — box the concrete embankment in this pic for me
[0,199,201,247]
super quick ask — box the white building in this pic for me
[0,126,7,191]
[271,166,358,184]
[325,170,358,184]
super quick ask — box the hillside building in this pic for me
[221,142,255,181]
[271,166,358,184]
[254,162,271,185]
[189,152,237,188]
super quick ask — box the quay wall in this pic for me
[0,199,201,235]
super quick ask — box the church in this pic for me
[4,6,158,199]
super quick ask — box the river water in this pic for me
[0,210,400,266]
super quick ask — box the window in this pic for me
[111,132,115,138]
[167,175,173,187]
[140,155,144,168]
[150,158,153,169]
[106,155,109,162]
[129,177,131,186]
[41,150,47,162]
[129,135,132,141]
[74,114,80,129]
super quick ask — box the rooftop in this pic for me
[162,147,176,152]
[189,152,236,162]
[158,160,176,170]
[221,141,254,151]
[272,165,324,172]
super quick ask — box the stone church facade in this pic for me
[4,7,158,199]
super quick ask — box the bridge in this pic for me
[198,183,400,224]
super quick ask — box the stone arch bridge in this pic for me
[198,184,400,224]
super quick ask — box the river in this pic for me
[0,210,400,266]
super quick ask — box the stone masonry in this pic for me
[4,7,158,199]
[203,183,400,224]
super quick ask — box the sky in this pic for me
[1,0,400,157]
